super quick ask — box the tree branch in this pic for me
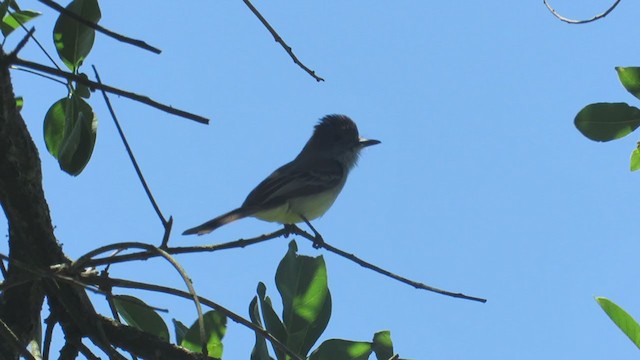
[78,227,288,268]
[7,57,209,124]
[73,242,209,355]
[0,252,214,359]
[242,0,324,82]
[92,66,171,233]
[75,225,486,303]
[37,0,161,54]
[286,225,488,303]
[0,44,56,359]
[543,0,621,24]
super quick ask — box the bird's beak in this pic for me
[358,137,381,148]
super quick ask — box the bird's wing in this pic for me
[242,159,344,208]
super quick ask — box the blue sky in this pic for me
[2,0,640,358]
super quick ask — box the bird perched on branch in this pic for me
[183,114,380,241]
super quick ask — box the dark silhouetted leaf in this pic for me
[44,95,97,175]
[0,1,9,20]
[113,295,169,342]
[575,102,640,142]
[250,296,274,360]
[257,282,287,360]
[75,73,91,98]
[372,331,393,360]
[44,98,66,158]
[172,319,188,345]
[53,0,101,71]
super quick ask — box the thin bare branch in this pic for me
[161,216,174,248]
[8,27,34,58]
[81,228,288,268]
[543,0,621,24]
[37,0,161,54]
[8,57,209,124]
[86,275,304,360]
[7,9,61,69]
[74,224,486,302]
[287,225,488,303]
[11,66,67,84]
[92,66,170,232]
[242,0,324,82]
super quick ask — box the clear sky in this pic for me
[2,0,640,358]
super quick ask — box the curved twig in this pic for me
[72,242,209,356]
[543,0,621,24]
[37,0,161,54]
[242,0,324,82]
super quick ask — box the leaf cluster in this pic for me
[108,241,404,359]
[2,0,99,175]
[574,67,640,171]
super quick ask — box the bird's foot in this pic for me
[283,224,296,238]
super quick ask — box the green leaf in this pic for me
[257,282,287,360]
[574,102,640,142]
[1,10,41,37]
[309,339,372,360]
[43,96,97,175]
[75,73,91,98]
[616,67,640,101]
[113,295,169,342]
[15,96,22,111]
[53,0,101,72]
[276,240,332,357]
[631,146,640,172]
[172,319,189,345]
[181,310,227,358]
[371,331,393,360]
[43,98,66,158]
[249,296,274,360]
[596,297,640,349]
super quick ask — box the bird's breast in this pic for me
[252,179,347,224]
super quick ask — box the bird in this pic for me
[182,114,380,237]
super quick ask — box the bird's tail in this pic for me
[182,207,257,235]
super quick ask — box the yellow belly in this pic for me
[252,184,345,224]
